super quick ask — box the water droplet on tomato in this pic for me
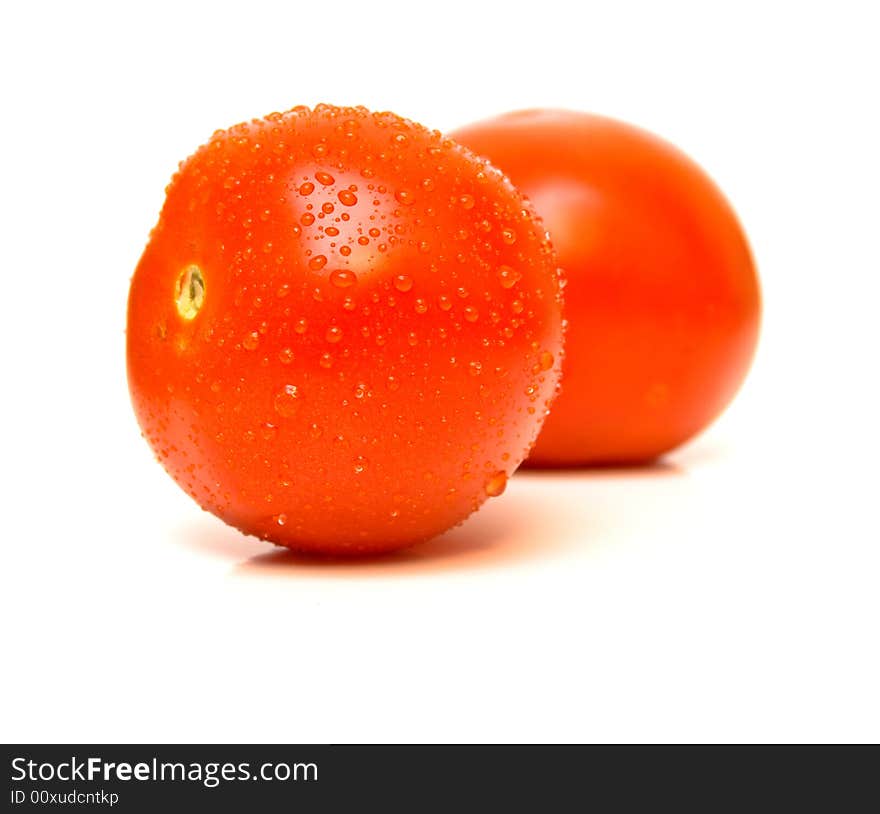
[330,269,357,289]
[338,189,358,206]
[393,274,413,292]
[484,471,508,497]
[274,385,300,418]
[498,265,521,289]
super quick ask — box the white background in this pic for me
[2,0,878,743]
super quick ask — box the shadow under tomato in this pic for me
[519,458,684,478]
[230,486,583,577]
[175,458,685,577]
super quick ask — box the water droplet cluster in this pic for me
[126,104,564,553]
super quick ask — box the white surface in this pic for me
[1,0,878,743]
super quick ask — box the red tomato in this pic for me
[452,110,761,465]
[127,105,563,553]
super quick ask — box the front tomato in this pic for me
[127,105,563,553]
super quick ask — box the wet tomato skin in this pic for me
[127,104,563,553]
[452,110,761,465]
